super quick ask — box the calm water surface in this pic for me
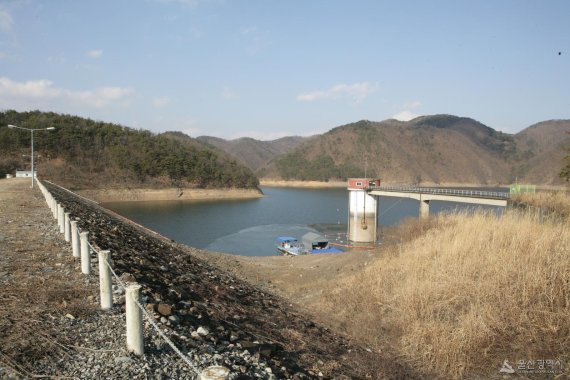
[103,186,505,256]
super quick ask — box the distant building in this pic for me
[16,170,36,178]
[347,178,381,190]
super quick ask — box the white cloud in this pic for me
[86,49,103,59]
[297,82,377,103]
[153,97,170,108]
[392,100,422,121]
[0,7,13,32]
[392,110,419,121]
[221,87,237,100]
[0,76,135,108]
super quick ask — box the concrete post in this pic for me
[70,221,80,258]
[419,199,430,219]
[200,366,230,380]
[98,250,113,310]
[58,205,65,233]
[51,197,57,219]
[126,283,144,355]
[64,212,71,242]
[80,231,91,275]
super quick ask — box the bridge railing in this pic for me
[370,186,511,200]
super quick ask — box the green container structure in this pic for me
[509,184,536,195]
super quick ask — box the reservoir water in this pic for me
[103,186,505,256]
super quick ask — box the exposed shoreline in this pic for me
[260,180,346,188]
[76,187,263,203]
[48,178,568,204]
[260,179,506,189]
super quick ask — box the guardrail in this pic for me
[370,186,511,200]
[34,179,229,380]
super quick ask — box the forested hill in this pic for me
[257,115,570,185]
[0,111,259,190]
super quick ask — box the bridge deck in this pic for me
[368,186,510,200]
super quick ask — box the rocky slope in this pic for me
[12,179,413,379]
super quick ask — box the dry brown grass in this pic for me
[318,211,570,379]
[514,191,570,217]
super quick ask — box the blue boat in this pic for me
[301,232,344,254]
[276,236,304,256]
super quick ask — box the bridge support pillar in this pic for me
[348,189,378,243]
[419,199,430,219]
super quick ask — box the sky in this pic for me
[0,0,568,140]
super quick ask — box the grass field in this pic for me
[514,191,570,217]
[318,208,570,378]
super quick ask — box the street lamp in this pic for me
[8,124,56,189]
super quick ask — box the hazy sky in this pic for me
[0,1,568,139]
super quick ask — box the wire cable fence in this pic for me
[86,241,202,375]
[34,179,227,379]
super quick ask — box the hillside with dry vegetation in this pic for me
[512,120,570,183]
[256,115,569,185]
[197,135,308,171]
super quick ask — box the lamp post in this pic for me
[8,124,56,189]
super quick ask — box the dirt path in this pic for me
[191,250,379,308]
[0,178,99,378]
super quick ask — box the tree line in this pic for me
[0,110,259,189]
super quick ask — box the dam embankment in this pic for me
[1,178,415,379]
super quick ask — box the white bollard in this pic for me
[199,366,230,380]
[64,212,71,242]
[80,231,91,275]
[70,221,80,258]
[98,250,113,310]
[126,283,144,355]
[58,205,65,233]
[51,197,57,219]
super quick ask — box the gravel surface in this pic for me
[1,179,404,379]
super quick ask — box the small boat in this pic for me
[276,236,304,256]
[301,232,344,254]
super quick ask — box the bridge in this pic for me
[347,179,510,243]
[369,186,509,219]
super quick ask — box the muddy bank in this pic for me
[260,179,511,189]
[41,180,417,379]
[260,180,346,188]
[77,187,263,202]
[191,249,379,307]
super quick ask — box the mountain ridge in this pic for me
[197,135,309,172]
[210,115,569,185]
